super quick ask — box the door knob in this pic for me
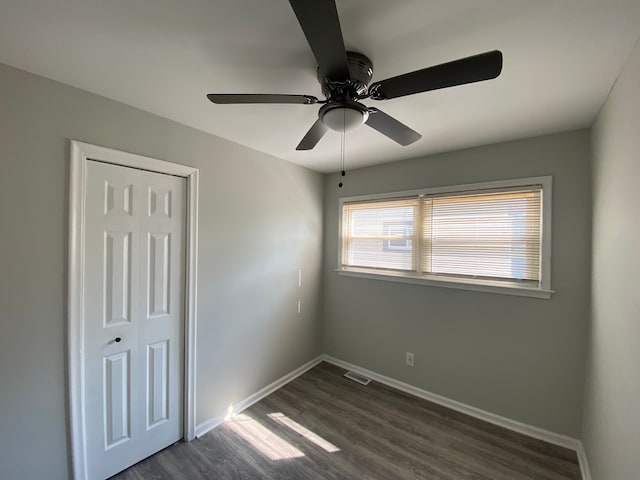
[114,337,122,343]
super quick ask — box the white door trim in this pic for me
[67,140,199,480]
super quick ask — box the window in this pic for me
[338,177,552,298]
[382,220,412,252]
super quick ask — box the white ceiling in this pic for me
[1,0,639,173]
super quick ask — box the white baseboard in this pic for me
[194,355,324,438]
[322,355,591,475]
[576,442,592,480]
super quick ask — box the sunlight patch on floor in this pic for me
[225,414,305,460]
[268,412,340,453]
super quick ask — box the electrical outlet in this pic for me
[406,352,414,367]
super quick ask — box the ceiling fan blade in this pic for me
[296,119,329,150]
[207,94,318,105]
[365,108,421,146]
[370,50,503,100]
[288,0,350,81]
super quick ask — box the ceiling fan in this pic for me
[207,0,503,151]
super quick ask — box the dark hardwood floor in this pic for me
[112,362,581,479]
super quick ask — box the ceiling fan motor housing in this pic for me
[318,51,374,99]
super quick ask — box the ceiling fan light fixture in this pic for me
[320,103,369,132]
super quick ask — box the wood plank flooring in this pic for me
[112,362,581,480]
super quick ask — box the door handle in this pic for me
[110,337,122,344]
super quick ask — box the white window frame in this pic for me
[337,176,553,299]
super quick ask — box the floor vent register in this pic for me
[343,370,372,385]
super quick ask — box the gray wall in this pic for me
[0,63,324,480]
[322,131,591,437]
[583,40,640,479]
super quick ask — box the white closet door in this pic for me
[83,160,185,480]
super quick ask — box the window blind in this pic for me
[341,186,543,285]
[423,189,541,282]
[342,198,417,271]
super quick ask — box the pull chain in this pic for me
[338,109,346,188]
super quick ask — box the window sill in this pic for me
[335,268,554,299]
